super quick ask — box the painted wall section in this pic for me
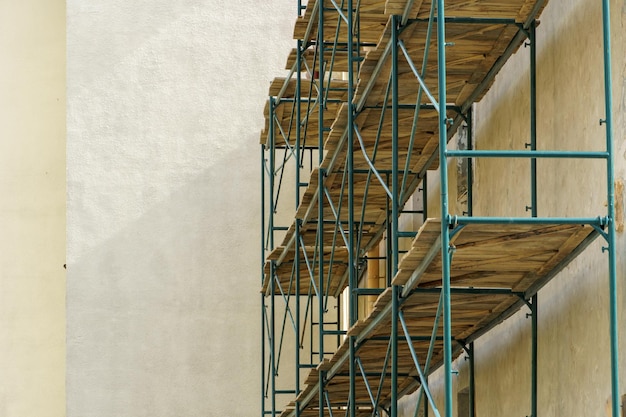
[401,0,625,415]
[0,1,66,416]
[67,2,294,416]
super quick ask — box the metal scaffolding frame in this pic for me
[261,1,620,416]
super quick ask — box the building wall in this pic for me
[66,2,294,416]
[401,0,626,415]
[0,1,66,416]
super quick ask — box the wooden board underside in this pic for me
[263,0,552,299]
[287,219,596,408]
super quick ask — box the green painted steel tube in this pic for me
[270,262,277,417]
[423,172,428,221]
[269,97,275,251]
[261,294,266,417]
[347,2,356,417]
[465,108,473,217]
[435,0,454,416]
[450,216,606,226]
[529,21,537,218]
[531,295,537,417]
[412,291,444,417]
[469,343,475,417]
[295,40,302,402]
[410,17,517,25]
[261,144,266,417]
[356,357,378,407]
[529,22,538,412]
[601,1,620,416]
[318,7,326,417]
[399,311,441,416]
[311,2,326,406]
[446,150,608,159]
[392,14,400,278]
[401,0,436,209]
[391,18,400,417]
[391,285,399,417]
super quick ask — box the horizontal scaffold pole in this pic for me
[445,150,609,159]
[409,17,518,25]
[449,215,608,226]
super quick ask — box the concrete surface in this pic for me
[67,2,294,416]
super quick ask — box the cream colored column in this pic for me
[0,1,66,417]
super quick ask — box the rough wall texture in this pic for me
[0,1,66,416]
[67,2,294,416]
[401,0,626,416]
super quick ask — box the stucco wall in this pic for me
[66,2,294,416]
[401,0,626,416]
[0,1,66,416]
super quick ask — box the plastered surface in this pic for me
[67,2,294,416]
[401,0,626,415]
[0,1,66,416]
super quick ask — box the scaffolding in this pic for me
[260,1,620,417]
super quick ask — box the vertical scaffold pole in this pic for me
[347,0,356,327]
[466,106,473,217]
[269,97,276,251]
[391,14,400,417]
[270,261,277,417]
[529,21,538,417]
[268,97,277,417]
[261,144,266,417]
[530,294,539,417]
[601,1,620,416]
[468,343,475,417]
[318,6,326,416]
[347,2,357,417]
[295,39,303,409]
[436,0,453,416]
[529,20,537,219]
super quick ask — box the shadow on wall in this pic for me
[400,0,626,416]
[67,141,263,417]
[473,0,609,218]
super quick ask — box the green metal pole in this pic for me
[391,14,400,417]
[270,261,277,417]
[262,293,266,417]
[261,144,266,417]
[468,343,475,417]
[268,98,277,417]
[348,2,357,417]
[529,20,537,219]
[601,1,620,416]
[318,7,326,416]
[423,171,428,221]
[466,107,473,217]
[295,40,303,404]
[269,97,276,251]
[530,294,539,417]
[435,0,453,416]
[529,22,538,417]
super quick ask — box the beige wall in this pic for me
[66,1,294,416]
[402,0,626,415]
[0,1,66,416]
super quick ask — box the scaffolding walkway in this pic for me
[260,1,619,417]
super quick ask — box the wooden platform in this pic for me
[263,0,548,279]
[284,220,598,414]
[257,0,589,415]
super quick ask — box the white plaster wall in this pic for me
[67,2,294,416]
[400,0,626,415]
[0,1,66,416]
